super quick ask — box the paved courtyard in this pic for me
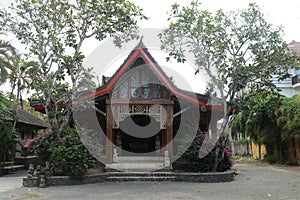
[0,163,299,200]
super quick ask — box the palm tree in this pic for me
[7,55,32,103]
[0,39,16,84]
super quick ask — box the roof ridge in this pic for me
[133,36,147,50]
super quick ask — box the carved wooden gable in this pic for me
[111,57,170,100]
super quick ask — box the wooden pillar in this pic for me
[161,129,166,156]
[106,103,113,164]
[166,104,173,162]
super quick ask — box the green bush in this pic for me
[24,127,101,177]
[0,122,18,168]
[50,128,97,177]
[23,127,57,161]
[176,134,234,172]
[263,154,278,164]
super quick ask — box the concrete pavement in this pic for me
[0,164,299,200]
[0,170,26,193]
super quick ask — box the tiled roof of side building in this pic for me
[2,106,49,128]
[290,40,300,57]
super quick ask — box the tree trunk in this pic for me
[292,136,298,165]
[278,135,283,163]
[213,145,220,172]
[246,140,249,155]
[258,143,261,160]
[9,78,17,100]
[228,124,235,156]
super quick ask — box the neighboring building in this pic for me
[14,107,49,141]
[3,106,49,141]
[273,41,300,97]
[1,106,48,160]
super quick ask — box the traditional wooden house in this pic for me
[31,41,224,169]
[3,106,48,141]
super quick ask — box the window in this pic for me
[111,69,170,100]
[21,130,25,140]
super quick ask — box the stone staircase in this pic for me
[106,171,175,182]
[105,156,171,172]
[104,156,173,181]
[0,161,25,176]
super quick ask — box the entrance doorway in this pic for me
[115,115,162,155]
[120,130,161,153]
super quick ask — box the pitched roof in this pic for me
[31,41,226,112]
[84,40,210,107]
[290,41,300,57]
[3,107,49,128]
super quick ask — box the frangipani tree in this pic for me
[160,1,299,171]
[1,0,147,131]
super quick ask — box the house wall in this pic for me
[294,86,300,95]
[287,138,300,164]
[251,138,300,163]
[251,142,267,159]
[16,123,38,141]
[296,138,300,162]
[15,123,42,156]
[231,140,252,156]
[273,68,300,97]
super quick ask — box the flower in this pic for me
[24,140,31,148]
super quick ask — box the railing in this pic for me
[292,75,300,85]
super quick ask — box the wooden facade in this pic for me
[82,41,224,164]
[31,40,224,166]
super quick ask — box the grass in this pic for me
[13,193,41,200]
[233,156,264,164]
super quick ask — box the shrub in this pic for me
[50,128,97,176]
[0,122,18,168]
[176,134,234,172]
[263,154,278,164]
[24,126,102,177]
[23,127,57,161]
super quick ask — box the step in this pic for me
[105,167,172,172]
[1,165,25,174]
[105,160,172,172]
[117,156,164,162]
[106,176,175,182]
[107,171,173,177]
[4,161,14,166]
[106,162,164,168]
[3,165,25,170]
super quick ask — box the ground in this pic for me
[0,162,299,200]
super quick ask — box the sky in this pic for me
[1,0,300,95]
[131,0,300,42]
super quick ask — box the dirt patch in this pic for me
[234,157,300,171]
[234,157,267,165]
[84,167,105,175]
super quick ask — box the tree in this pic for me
[276,94,300,164]
[2,0,146,131]
[232,93,300,164]
[0,39,16,84]
[7,55,33,105]
[245,93,283,160]
[160,1,299,171]
[0,92,17,171]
